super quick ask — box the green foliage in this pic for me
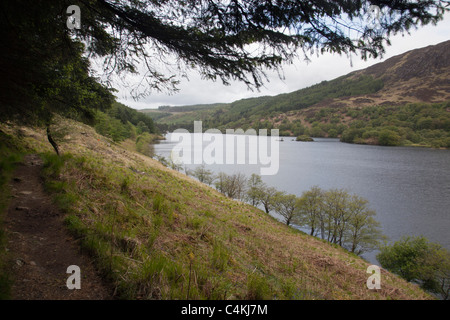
[136,121,150,135]
[214,172,247,200]
[153,194,170,216]
[107,102,156,134]
[0,1,114,126]
[211,239,230,272]
[378,236,430,282]
[41,153,79,212]
[245,174,265,206]
[246,273,272,300]
[94,111,134,142]
[296,186,324,236]
[377,236,450,299]
[233,74,383,121]
[256,186,278,215]
[192,164,215,185]
[296,135,314,142]
[340,102,450,147]
[9,0,439,129]
[94,102,157,143]
[158,104,229,113]
[378,129,402,146]
[313,189,384,254]
[273,192,299,226]
[41,153,73,179]
[341,128,364,144]
[135,133,156,157]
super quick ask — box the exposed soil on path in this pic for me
[4,154,113,300]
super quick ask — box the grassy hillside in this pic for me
[0,117,432,300]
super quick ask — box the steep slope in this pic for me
[0,118,432,300]
[317,40,450,109]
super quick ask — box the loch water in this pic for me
[153,134,450,264]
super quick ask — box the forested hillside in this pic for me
[94,102,158,142]
[146,41,450,148]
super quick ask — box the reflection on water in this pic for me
[152,134,450,264]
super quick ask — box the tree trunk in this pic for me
[47,126,59,156]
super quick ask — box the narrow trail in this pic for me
[4,154,112,300]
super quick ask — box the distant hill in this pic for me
[142,41,450,147]
[313,40,450,109]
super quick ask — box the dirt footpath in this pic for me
[4,154,112,300]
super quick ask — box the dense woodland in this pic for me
[94,102,158,142]
[282,102,450,148]
[339,102,450,147]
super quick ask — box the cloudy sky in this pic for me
[115,12,450,110]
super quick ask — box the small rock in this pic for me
[29,261,37,266]
[16,258,25,267]
[13,177,22,182]
[16,206,30,211]
[18,191,33,195]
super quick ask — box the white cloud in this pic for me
[118,12,450,110]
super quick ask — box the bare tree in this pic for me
[245,173,265,206]
[273,192,300,226]
[322,189,351,245]
[345,194,384,254]
[214,172,247,200]
[297,186,324,236]
[297,187,385,255]
[192,164,215,185]
[257,186,278,214]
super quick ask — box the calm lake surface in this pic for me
[153,133,450,264]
